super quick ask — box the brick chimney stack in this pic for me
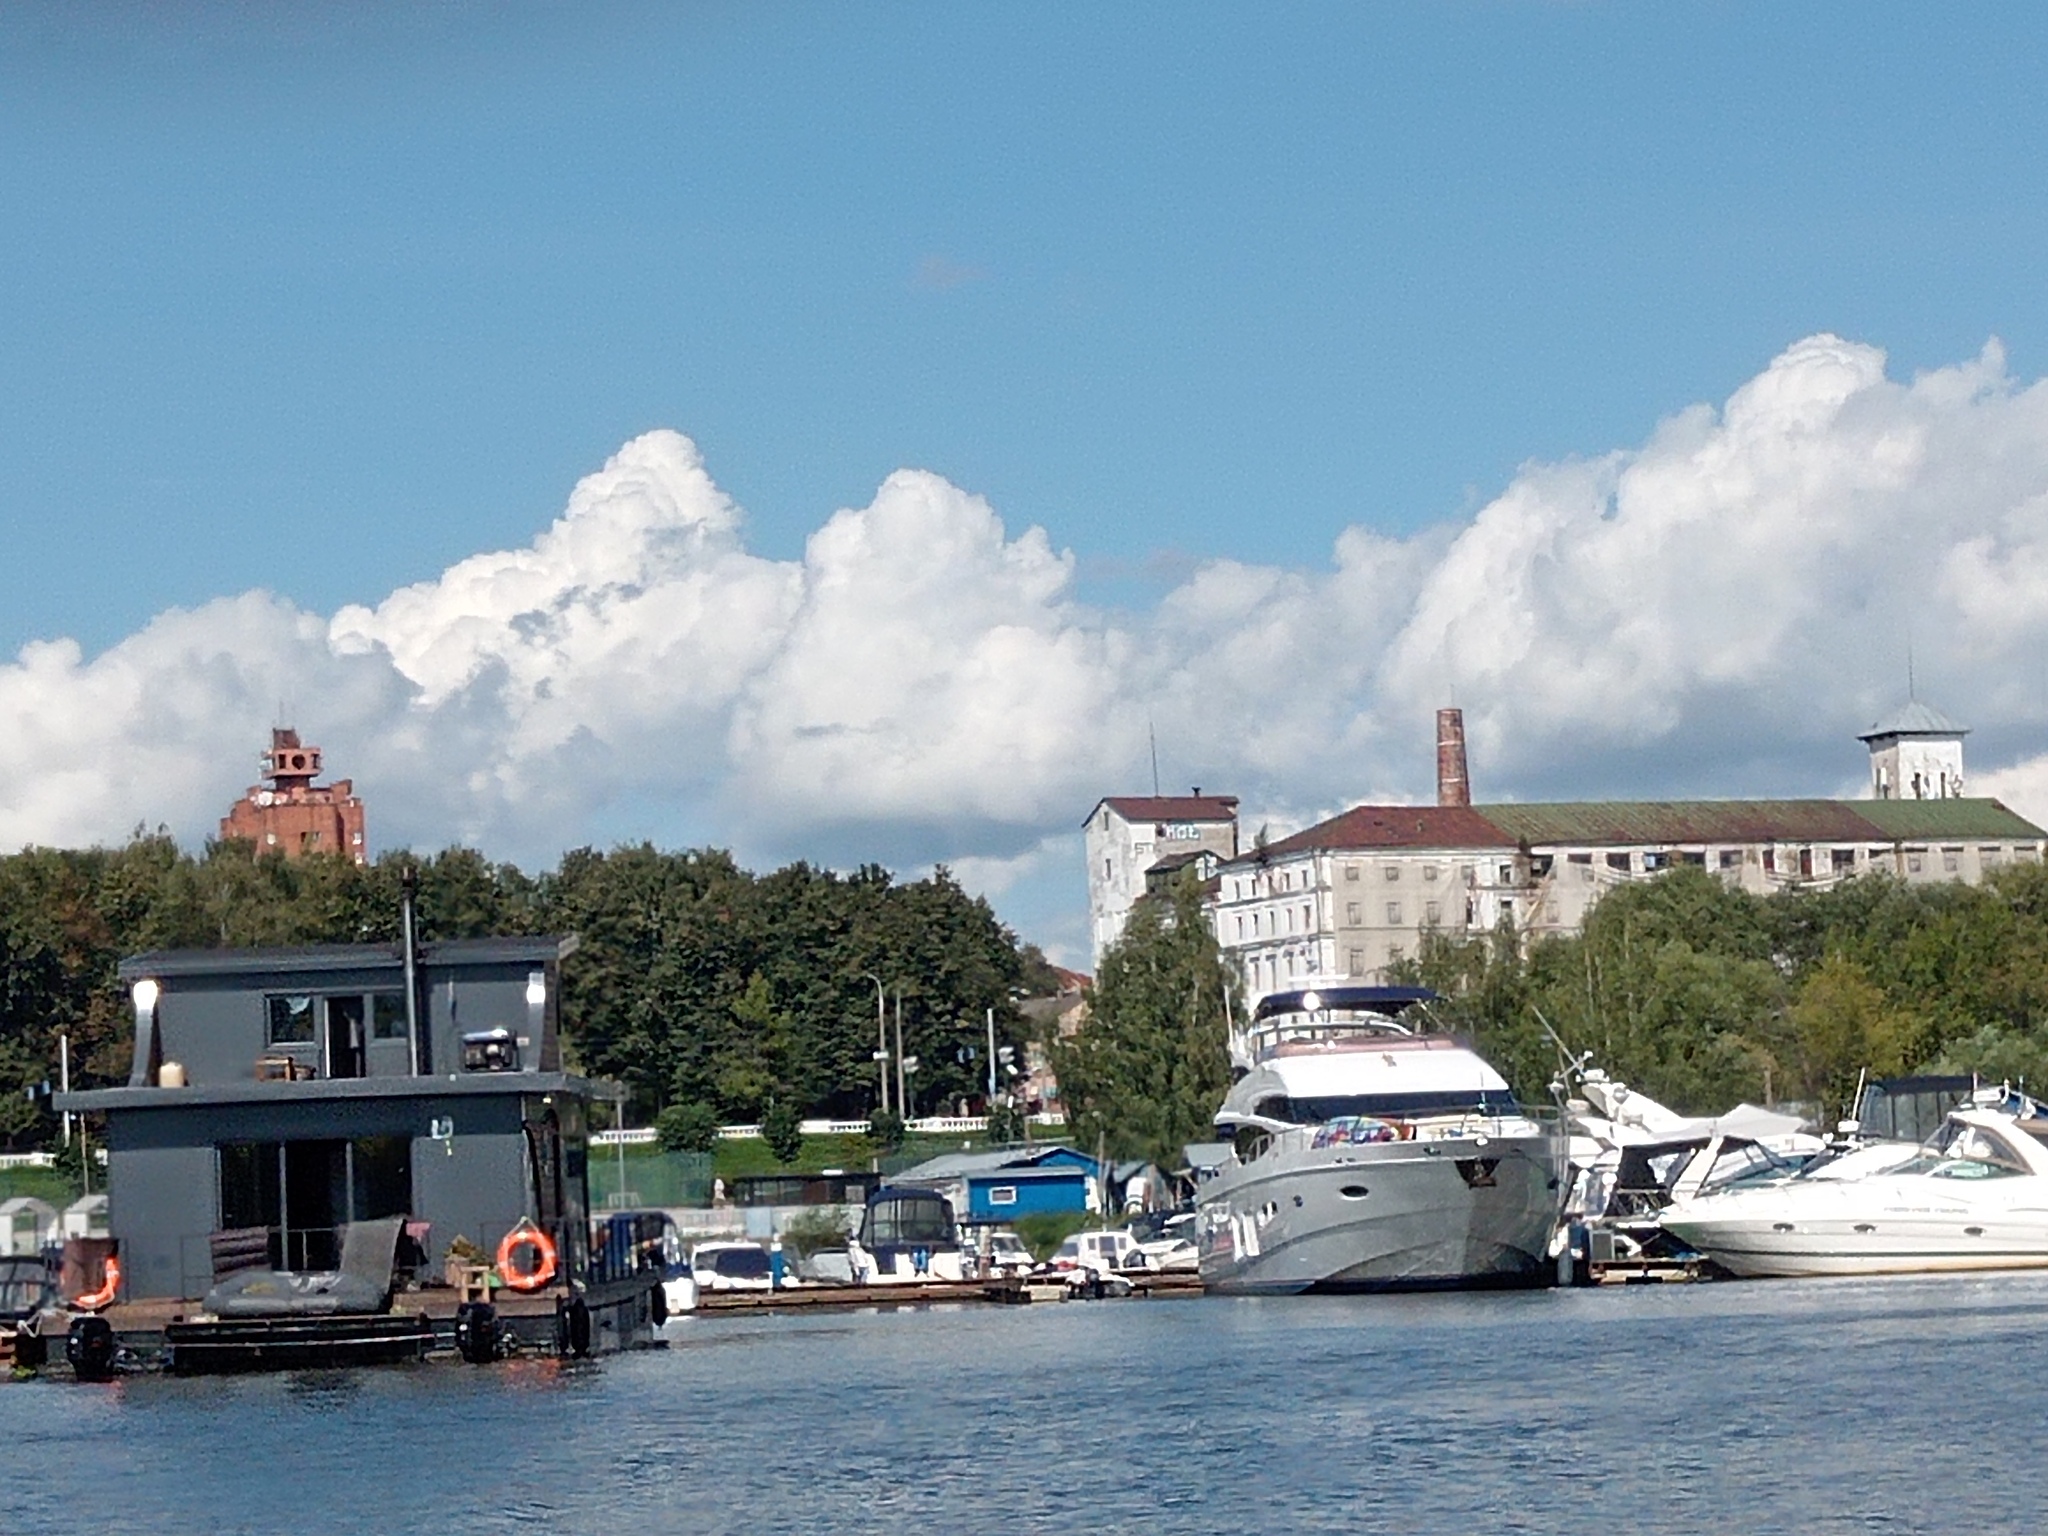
[1436,708,1470,807]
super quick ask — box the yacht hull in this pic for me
[1663,1186,2048,1279]
[1196,1132,1565,1294]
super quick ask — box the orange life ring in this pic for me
[496,1223,558,1291]
[74,1254,121,1311]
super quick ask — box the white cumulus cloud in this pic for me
[8,333,2048,955]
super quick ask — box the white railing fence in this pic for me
[590,1110,1066,1147]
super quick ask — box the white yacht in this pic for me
[1196,985,1567,1293]
[1660,1088,2048,1277]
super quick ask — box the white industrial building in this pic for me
[1205,702,2047,1001]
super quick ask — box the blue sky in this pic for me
[8,5,2048,960]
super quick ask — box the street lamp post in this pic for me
[864,973,889,1117]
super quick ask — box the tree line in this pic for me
[1393,859,2048,1124]
[1055,860,2048,1168]
[0,835,1054,1148]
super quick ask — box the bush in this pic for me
[986,1099,1025,1144]
[1015,1210,1094,1260]
[655,1101,721,1153]
[762,1098,805,1165]
[866,1109,905,1152]
[779,1205,854,1260]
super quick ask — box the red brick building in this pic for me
[219,728,367,864]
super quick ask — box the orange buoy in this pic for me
[495,1223,558,1291]
[73,1255,121,1311]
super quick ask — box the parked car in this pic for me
[691,1240,773,1292]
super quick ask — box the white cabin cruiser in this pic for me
[1661,1088,2048,1278]
[1197,986,1566,1293]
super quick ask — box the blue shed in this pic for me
[891,1145,1104,1224]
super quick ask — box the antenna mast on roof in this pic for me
[1148,718,1160,797]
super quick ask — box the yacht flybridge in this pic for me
[1195,985,1566,1293]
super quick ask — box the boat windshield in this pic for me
[704,1246,771,1278]
[862,1195,957,1248]
[1894,1119,2034,1180]
[1258,1089,1521,1124]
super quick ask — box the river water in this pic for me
[5,1273,2041,1534]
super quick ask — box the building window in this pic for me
[1346,902,1361,925]
[1641,851,1667,872]
[1606,852,1631,872]
[1386,902,1402,925]
[987,1185,1017,1207]
[1347,949,1364,975]
[1384,865,1400,881]
[1942,847,1962,873]
[1497,864,1514,884]
[1719,850,1741,870]
[1906,851,1924,874]
[1763,849,1777,873]
[1302,903,1313,929]
[1345,863,1360,881]
[1423,864,1440,881]
[1425,900,1441,925]
[1832,848,1855,872]
[1235,915,1246,939]
[1983,846,2005,866]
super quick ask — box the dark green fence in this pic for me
[588,1151,716,1210]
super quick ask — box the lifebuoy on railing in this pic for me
[73,1254,121,1312]
[496,1221,558,1291]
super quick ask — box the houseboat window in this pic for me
[267,995,316,1045]
[987,1185,1018,1206]
[371,992,410,1040]
[219,1136,415,1271]
[350,1135,412,1221]
[218,1140,283,1234]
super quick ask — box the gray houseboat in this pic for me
[55,931,661,1364]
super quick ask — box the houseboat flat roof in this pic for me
[115,934,578,980]
[57,1069,610,1114]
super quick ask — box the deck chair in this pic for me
[202,1216,406,1318]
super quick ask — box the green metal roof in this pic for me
[1846,798,2045,841]
[1476,800,1884,847]
[1475,797,2044,847]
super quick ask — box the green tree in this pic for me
[1054,872,1231,1165]
[761,1097,804,1165]
[654,1100,720,1153]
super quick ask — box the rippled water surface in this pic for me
[6,1274,2044,1534]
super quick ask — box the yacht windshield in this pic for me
[1261,1089,1520,1124]
[1896,1120,2033,1180]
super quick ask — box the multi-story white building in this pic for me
[1209,703,2047,1001]
[1084,793,1239,964]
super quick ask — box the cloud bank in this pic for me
[9,334,2048,947]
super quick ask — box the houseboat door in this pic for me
[324,996,367,1079]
